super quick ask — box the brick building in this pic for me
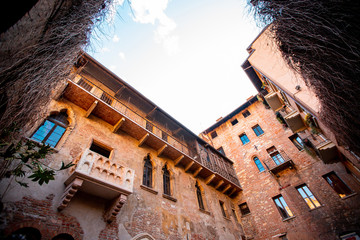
[0,53,244,240]
[200,96,360,240]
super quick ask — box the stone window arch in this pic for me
[31,110,69,148]
[52,233,75,240]
[7,227,42,240]
[131,233,156,240]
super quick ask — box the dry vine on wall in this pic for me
[0,0,112,136]
[250,0,360,156]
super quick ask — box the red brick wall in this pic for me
[204,100,360,240]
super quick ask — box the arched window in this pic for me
[7,227,41,240]
[163,164,171,195]
[31,111,69,147]
[143,155,153,187]
[253,157,265,172]
[196,182,205,210]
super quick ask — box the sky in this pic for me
[87,0,262,134]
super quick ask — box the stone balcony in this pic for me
[264,92,284,111]
[58,149,134,223]
[278,107,307,133]
[62,76,242,197]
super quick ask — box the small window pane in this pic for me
[254,157,265,172]
[252,125,264,136]
[240,134,250,145]
[273,195,293,219]
[296,185,321,209]
[210,131,218,139]
[32,120,55,142]
[323,172,353,198]
[242,110,251,118]
[231,119,238,126]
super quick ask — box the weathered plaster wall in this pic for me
[1,99,244,240]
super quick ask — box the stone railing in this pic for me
[74,149,134,193]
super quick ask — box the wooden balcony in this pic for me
[62,77,242,196]
[264,92,283,111]
[263,150,295,176]
[58,149,134,223]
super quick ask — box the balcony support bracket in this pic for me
[157,144,168,157]
[113,117,126,133]
[205,174,216,185]
[174,155,184,166]
[58,178,83,211]
[138,133,150,147]
[215,180,224,190]
[104,194,127,223]
[184,161,194,172]
[222,184,231,193]
[193,167,203,178]
[85,100,98,118]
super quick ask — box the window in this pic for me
[143,155,153,188]
[210,131,218,139]
[239,202,250,216]
[89,141,112,158]
[231,208,239,222]
[242,110,251,118]
[296,184,321,209]
[267,147,285,165]
[219,201,228,218]
[196,182,205,210]
[253,157,265,172]
[289,134,304,150]
[231,119,238,126]
[31,112,69,148]
[217,147,226,156]
[323,172,353,198]
[273,195,293,219]
[239,133,250,145]
[163,164,171,195]
[252,124,264,136]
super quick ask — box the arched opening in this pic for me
[162,164,171,196]
[195,181,205,210]
[143,154,153,188]
[6,227,41,240]
[52,233,75,240]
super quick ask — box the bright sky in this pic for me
[87,0,262,134]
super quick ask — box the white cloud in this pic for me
[130,0,179,55]
[118,51,126,60]
[112,35,120,42]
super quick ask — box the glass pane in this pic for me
[31,120,55,142]
[45,126,65,147]
[325,173,352,198]
[254,157,265,172]
[279,197,293,217]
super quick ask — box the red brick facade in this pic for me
[202,99,360,240]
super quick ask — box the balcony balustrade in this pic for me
[264,92,284,111]
[278,107,306,133]
[299,132,338,163]
[63,76,242,196]
[58,149,135,222]
[263,150,295,176]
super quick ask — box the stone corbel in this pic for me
[104,194,128,223]
[58,178,83,211]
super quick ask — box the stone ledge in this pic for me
[341,192,357,200]
[199,208,211,215]
[282,216,296,222]
[162,194,177,202]
[140,185,158,195]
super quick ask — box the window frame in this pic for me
[252,124,264,136]
[196,182,205,210]
[296,184,321,209]
[323,172,353,198]
[219,200,228,218]
[143,156,153,188]
[231,119,238,126]
[210,131,218,139]
[163,164,171,196]
[239,133,250,145]
[31,113,68,148]
[273,195,293,219]
[239,202,251,216]
[289,134,304,151]
[242,110,251,118]
[253,157,265,172]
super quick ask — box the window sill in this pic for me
[241,213,251,218]
[341,192,357,200]
[25,137,59,153]
[140,184,158,195]
[199,208,211,215]
[309,205,324,212]
[256,133,265,137]
[162,194,177,202]
[282,216,296,222]
[223,216,231,221]
[242,142,250,146]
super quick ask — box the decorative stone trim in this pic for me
[162,194,177,202]
[58,178,83,211]
[140,184,158,195]
[104,194,127,223]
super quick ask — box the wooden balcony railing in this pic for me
[72,77,191,156]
